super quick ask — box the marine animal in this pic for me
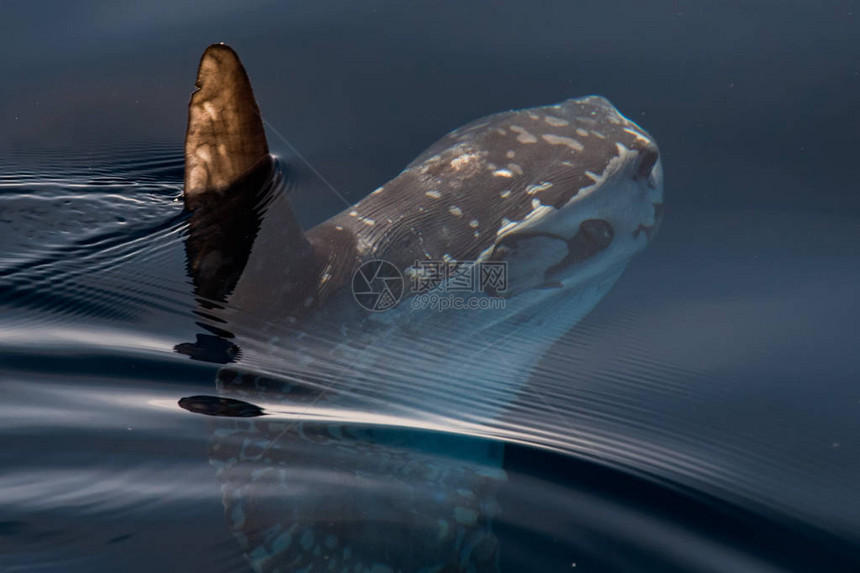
[178,43,663,572]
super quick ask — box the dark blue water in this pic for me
[2,2,860,572]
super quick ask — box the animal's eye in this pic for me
[635,147,659,181]
[576,219,614,252]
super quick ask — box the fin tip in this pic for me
[184,43,269,203]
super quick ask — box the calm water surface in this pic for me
[2,2,859,572]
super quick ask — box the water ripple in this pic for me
[2,145,859,571]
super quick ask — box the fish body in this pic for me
[177,44,663,572]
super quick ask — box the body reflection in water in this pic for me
[210,414,504,572]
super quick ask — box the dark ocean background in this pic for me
[2,2,859,572]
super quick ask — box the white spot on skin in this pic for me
[334,225,344,231]
[506,150,516,159]
[510,125,538,143]
[371,186,384,195]
[448,205,463,217]
[500,189,512,198]
[425,190,442,199]
[585,171,601,181]
[591,130,606,139]
[576,128,589,137]
[492,201,560,245]
[542,134,584,152]
[527,112,540,120]
[356,237,373,254]
[623,126,653,145]
[507,163,523,175]
[450,153,480,169]
[526,181,554,194]
[519,203,555,227]
[469,219,479,228]
[493,169,514,178]
[349,210,358,217]
[195,146,211,162]
[497,217,516,236]
[544,115,569,127]
[615,142,632,156]
[473,230,480,238]
[361,217,375,226]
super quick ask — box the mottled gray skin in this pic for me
[312,96,660,283]
[180,45,663,573]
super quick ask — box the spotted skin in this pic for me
[308,95,662,299]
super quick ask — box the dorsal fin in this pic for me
[184,43,269,205]
[179,43,330,340]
